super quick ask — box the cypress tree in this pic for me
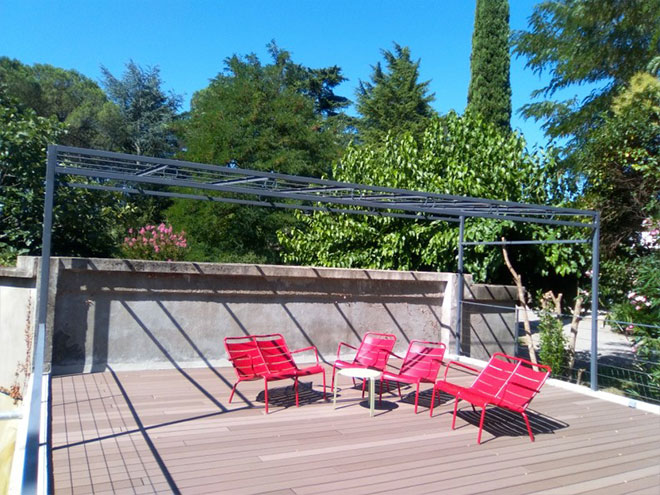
[467,0,512,131]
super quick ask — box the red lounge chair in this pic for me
[331,332,396,395]
[431,353,551,443]
[224,334,326,413]
[380,340,446,413]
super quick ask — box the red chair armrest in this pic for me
[385,351,405,371]
[291,346,320,365]
[443,360,480,380]
[336,341,357,361]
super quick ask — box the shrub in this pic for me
[120,223,188,261]
[538,309,567,378]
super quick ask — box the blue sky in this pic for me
[1,0,561,148]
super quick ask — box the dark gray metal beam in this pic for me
[56,166,595,228]
[54,145,598,221]
[456,216,466,356]
[461,239,590,246]
[591,213,601,391]
[63,182,460,223]
[23,145,57,494]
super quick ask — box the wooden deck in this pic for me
[50,364,660,494]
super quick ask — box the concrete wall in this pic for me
[0,257,38,396]
[48,258,459,374]
[1,257,518,375]
[461,283,518,360]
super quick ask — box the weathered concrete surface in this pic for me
[461,283,518,360]
[1,257,519,374]
[0,257,37,395]
[49,258,457,374]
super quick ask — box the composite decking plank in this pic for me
[627,486,660,495]
[534,466,660,494]
[467,451,660,495]
[50,367,660,495]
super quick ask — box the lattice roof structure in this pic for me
[54,146,597,228]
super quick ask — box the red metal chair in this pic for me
[430,353,551,443]
[379,340,446,413]
[331,332,396,395]
[224,334,326,413]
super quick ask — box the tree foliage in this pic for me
[356,44,435,143]
[467,0,512,131]
[577,72,660,255]
[101,60,182,156]
[169,43,349,263]
[279,113,584,292]
[0,57,118,149]
[513,0,660,145]
[0,86,131,260]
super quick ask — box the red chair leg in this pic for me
[522,411,535,442]
[429,386,437,417]
[397,382,402,399]
[477,407,487,444]
[414,383,420,414]
[361,378,366,398]
[294,377,299,407]
[229,382,238,403]
[322,370,327,400]
[451,397,459,429]
[264,377,269,414]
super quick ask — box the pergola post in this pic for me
[455,216,465,356]
[590,213,601,391]
[22,145,56,494]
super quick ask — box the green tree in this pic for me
[467,0,512,131]
[513,0,660,146]
[0,86,62,259]
[170,44,349,263]
[279,113,582,293]
[0,57,118,149]
[0,86,129,261]
[356,44,435,142]
[101,60,182,156]
[577,73,660,255]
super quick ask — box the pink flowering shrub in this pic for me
[121,223,188,261]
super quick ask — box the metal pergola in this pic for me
[23,144,601,492]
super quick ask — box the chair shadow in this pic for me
[254,381,327,408]
[454,406,569,443]
[397,388,455,411]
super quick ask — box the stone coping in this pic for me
[0,256,38,279]
[44,256,458,283]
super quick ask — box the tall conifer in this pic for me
[467,0,512,131]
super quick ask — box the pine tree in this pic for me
[467,0,512,131]
[356,43,435,142]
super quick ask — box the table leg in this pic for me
[333,376,338,409]
[369,377,375,417]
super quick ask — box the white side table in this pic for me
[333,367,382,417]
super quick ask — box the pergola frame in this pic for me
[23,144,601,492]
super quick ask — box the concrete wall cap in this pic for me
[49,256,457,282]
[0,256,39,279]
[465,283,517,301]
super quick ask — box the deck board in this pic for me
[50,365,660,494]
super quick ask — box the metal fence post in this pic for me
[455,216,465,356]
[590,213,601,391]
[22,145,56,494]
